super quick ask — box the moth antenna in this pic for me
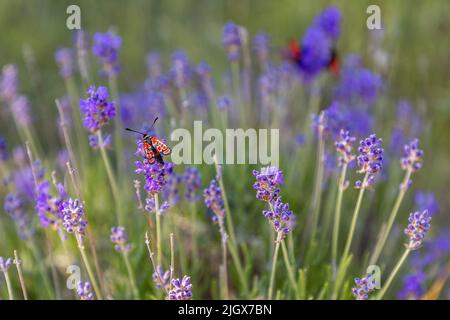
[125,128,146,135]
[149,117,159,131]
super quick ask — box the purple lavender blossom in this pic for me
[183,167,201,202]
[352,273,376,300]
[77,281,95,300]
[404,210,432,250]
[144,197,169,215]
[110,226,132,253]
[299,27,331,77]
[252,166,284,202]
[401,139,424,172]
[35,180,67,230]
[146,51,162,78]
[223,22,242,61]
[0,64,18,103]
[55,48,75,78]
[168,276,193,300]
[0,257,12,272]
[135,160,174,195]
[325,101,373,137]
[61,198,87,236]
[88,133,112,149]
[314,6,341,40]
[14,161,44,200]
[163,173,181,206]
[398,271,426,300]
[414,191,438,216]
[152,265,170,290]
[203,179,225,223]
[171,50,192,89]
[11,95,32,128]
[263,197,295,239]
[335,129,356,166]
[355,134,383,188]
[4,193,33,239]
[217,96,232,110]
[253,32,271,67]
[0,136,8,162]
[80,86,116,133]
[92,32,121,76]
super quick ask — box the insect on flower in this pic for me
[125,117,172,166]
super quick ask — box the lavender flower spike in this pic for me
[352,273,377,300]
[0,257,12,272]
[152,265,170,291]
[263,197,295,240]
[55,48,75,78]
[223,21,242,61]
[203,179,225,223]
[110,226,132,253]
[61,198,88,237]
[404,210,432,250]
[335,129,356,166]
[79,86,116,133]
[168,276,193,300]
[355,134,383,188]
[92,32,122,76]
[401,139,424,173]
[77,281,95,300]
[252,166,284,202]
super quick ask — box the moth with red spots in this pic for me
[125,117,172,165]
[285,39,340,75]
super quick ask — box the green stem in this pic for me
[76,234,103,300]
[281,241,300,299]
[97,130,123,225]
[268,232,282,299]
[108,75,125,174]
[122,252,139,299]
[332,164,348,278]
[376,248,410,300]
[154,194,162,266]
[369,169,412,265]
[13,250,28,300]
[3,271,14,300]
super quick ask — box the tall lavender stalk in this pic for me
[369,139,423,265]
[13,250,28,300]
[0,257,14,300]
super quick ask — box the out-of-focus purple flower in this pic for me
[401,139,423,173]
[61,198,87,236]
[314,6,341,40]
[0,257,12,272]
[57,149,70,173]
[171,50,192,89]
[88,133,112,149]
[55,48,75,78]
[335,129,356,166]
[263,197,295,240]
[352,273,376,300]
[253,166,284,202]
[398,271,426,300]
[296,134,306,146]
[253,32,271,67]
[223,21,242,61]
[390,101,423,156]
[0,136,8,162]
[196,61,212,90]
[405,210,432,250]
[183,167,201,202]
[80,86,116,133]
[92,32,121,76]
[57,95,72,128]
[325,101,373,138]
[35,180,67,230]
[11,95,32,128]
[74,30,89,52]
[77,281,95,300]
[4,193,33,240]
[168,276,193,300]
[355,134,383,188]
[146,51,162,78]
[14,160,45,200]
[163,172,181,206]
[217,96,232,110]
[0,64,18,103]
[152,265,170,290]
[144,197,169,215]
[110,226,132,253]
[135,160,174,195]
[414,191,438,216]
[299,27,331,77]
[203,179,225,224]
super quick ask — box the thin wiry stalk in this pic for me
[332,163,348,280]
[122,251,139,299]
[108,74,125,174]
[45,229,61,300]
[145,233,169,296]
[281,241,300,299]
[169,233,174,293]
[376,248,410,300]
[13,250,28,300]
[75,233,103,300]
[2,270,14,300]
[267,232,282,300]
[154,193,163,266]
[369,168,413,265]
[218,218,229,299]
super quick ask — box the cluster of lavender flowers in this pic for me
[168,276,193,300]
[77,281,95,300]
[351,273,377,300]
[0,256,12,273]
[35,180,67,232]
[79,86,116,148]
[4,193,33,240]
[152,265,170,291]
[135,159,174,195]
[355,134,384,189]
[253,166,295,240]
[183,167,201,202]
[222,22,242,61]
[335,129,356,166]
[401,139,424,173]
[92,32,122,76]
[404,210,432,250]
[61,198,88,238]
[55,48,75,79]
[110,226,132,253]
[203,179,225,224]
